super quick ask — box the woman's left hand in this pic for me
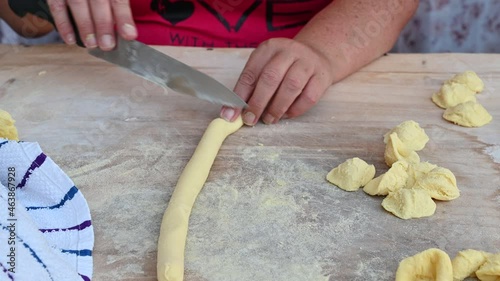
[220,37,334,126]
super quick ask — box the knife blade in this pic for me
[89,38,247,108]
[8,0,247,108]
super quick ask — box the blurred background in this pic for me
[1,0,499,53]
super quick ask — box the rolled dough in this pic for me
[157,117,243,281]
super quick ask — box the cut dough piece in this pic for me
[443,101,493,127]
[157,117,243,281]
[452,249,490,281]
[405,162,438,188]
[383,120,429,151]
[382,189,436,219]
[384,133,420,167]
[0,109,19,141]
[396,248,453,281]
[476,254,500,281]
[326,157,375,191]
[432,82,476,109]
[410,167,460,201]
[450,71,484,93]
[363,160,409,196]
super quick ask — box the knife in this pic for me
[8,0,248,108]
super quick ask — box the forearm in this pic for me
[295,0,418,83]
[0,0,54,38]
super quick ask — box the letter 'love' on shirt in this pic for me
[130,0,332,47]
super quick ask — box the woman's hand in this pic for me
[47,0,137,50]
[220,38,334,126]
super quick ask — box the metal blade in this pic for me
[88,38,247,108]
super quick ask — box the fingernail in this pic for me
[243,111,256,126]
[262,114,275,125]
[66,34,76,45]
[101,34,115,50]
[221,107,235,121]
[122,23,137,38]
[85,34,97,48]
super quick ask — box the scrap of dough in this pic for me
[410,167,460,201]
[450,71,484,93]
[157,117,243,281]
[432,82,476,109]
[382,189,436,219]
[452,249,490,281]
[326,157,375,191]
[0,109,19,141]
[384,132,420,167]
[405,162,438,188]
[383,120,429,151]
[363,160,409,196]
[476,254,500,281]
[396,248,453,281]
[443,101,493,127]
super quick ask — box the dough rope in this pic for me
[157,117,243,281]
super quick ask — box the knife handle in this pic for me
[8,0,84,47]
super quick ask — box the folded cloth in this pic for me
[0,139,94,281]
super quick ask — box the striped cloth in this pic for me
[0,139,94,281]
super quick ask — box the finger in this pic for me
[233,48,274,102]
[242,52,296,126]
[110,0,137,40]
[262,60,313,124]
[89,0,115,50]
[221,47,275,122]
[47,0,76,45]
[285,74,330,119]
[66,0,97,48]
[220,106,243,122]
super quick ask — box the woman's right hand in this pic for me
[47,0,137,50]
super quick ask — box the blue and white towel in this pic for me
[0,139,94,281]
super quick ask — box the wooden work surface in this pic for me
[1,44,499,280]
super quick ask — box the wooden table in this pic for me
[1,44,499,281]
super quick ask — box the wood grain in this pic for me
[0,44,498,281]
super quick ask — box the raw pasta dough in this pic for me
[396,249,500,281]
[381,189,436,219]
[432,82,476,109]
[450,71,484,93]
[431,71,492,127]
[364,121,460,219]
[452,249,490,281]
[396,248,453,281]
[383,120,429,151]
[476,254,500,281]
[157,117,243,281]
[329,120,459,219]
[384,132,420,167]
[326,157,375,191]
[443,101,493,127]
[0,109,19,141]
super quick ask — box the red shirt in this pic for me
[130,0,332,47]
